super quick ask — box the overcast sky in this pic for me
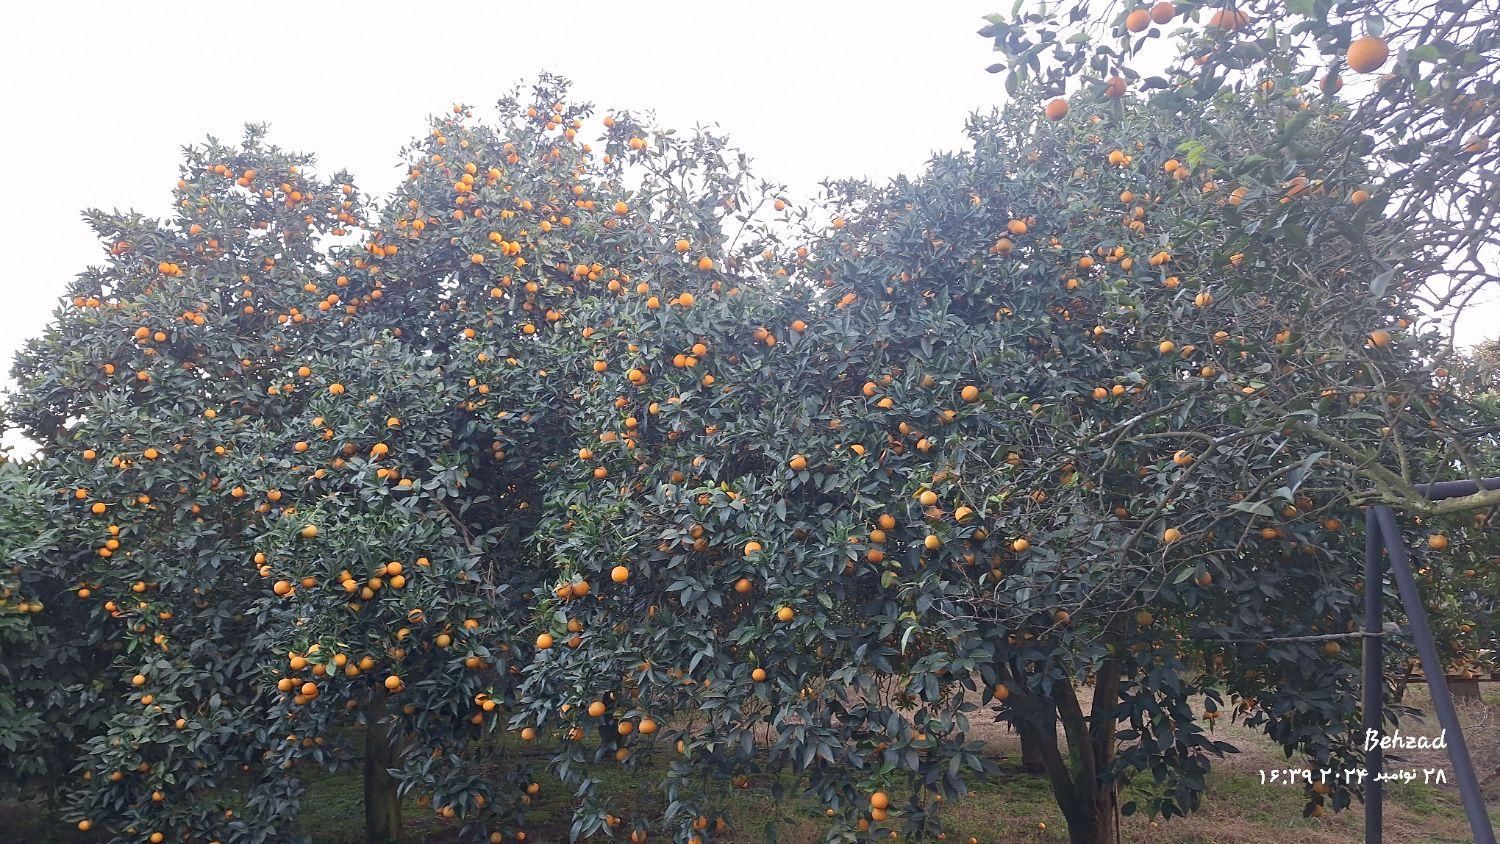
[2,1,1493,453]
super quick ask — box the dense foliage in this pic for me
[1,3,1496,840]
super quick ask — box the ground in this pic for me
[5,687,1496,843]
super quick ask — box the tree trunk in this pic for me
[1019,728,1046,774]
[1059,794,1118,844]
[364,687,404,844]
[1450,677,1481,700]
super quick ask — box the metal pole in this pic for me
[1372,505,1497,844]
[1362,510,1384,844]
[1413,477,1500,499]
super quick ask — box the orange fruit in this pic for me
[1150,1,1175,23]
[1125,8,1151,32]
[1208,8,1249,31]
[611,565,630,583]
[1044,98,1069,120]
[1347,36,1389,73]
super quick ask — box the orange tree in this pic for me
[0,75,814,844]
[4,124,373,843]
[5,60,1496,844]
[508,70,1496,844]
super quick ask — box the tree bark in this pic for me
[364,687,404,844]
[1019,727,1047,774]
[1001,656,1123,843]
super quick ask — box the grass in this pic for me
[5,687,1496,843]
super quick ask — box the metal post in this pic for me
[1413,478,1500,499]
[1372,505,1497,844]
[1362,510,1383,844]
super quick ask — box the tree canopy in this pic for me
[2,8,1497,841]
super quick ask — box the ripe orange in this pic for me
[611,565,630,583]
[870,792,890,810]
[1208,8,1250,31]
[1125,8,1151,32]
[1104,76,1127,98]
[1368,329,1392,348]
[1150,1,1175,23]
[775,606,794,622]
[696,256,713,271]
[536,632,554,649]
[299,524,319,539]
[384,675,402,691]
[1044,98,1070,120]
[751,668,767,682]
[789,454,808,471]
[1163,528,1183,544]
[588,700,607,717]
[1347,36,1389,73]
[1428,534,1449,551]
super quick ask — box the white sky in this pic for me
[2,1,1494,454]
